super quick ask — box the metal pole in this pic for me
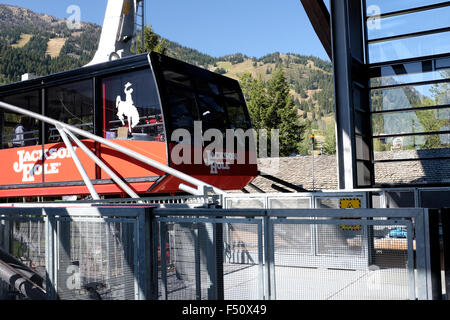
[0,100,226,196]
[141,0,145,52]
[63,128,140,199]
[311,134,315,191]
[57,125,100,200]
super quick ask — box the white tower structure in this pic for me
[86,0,144,66]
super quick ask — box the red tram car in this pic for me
[0,52,257,198]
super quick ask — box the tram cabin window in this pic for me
[221,77,252,130]
[103,69,163,141]
[157,54,252,137]
[0,91,40,149]
[46,80,94,142]
[166,84,198,135]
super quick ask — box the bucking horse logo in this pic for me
[116,82,140,132]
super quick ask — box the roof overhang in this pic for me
[300,0,332,60]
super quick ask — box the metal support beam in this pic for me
[258,171,308,192]
[300,0,332,60]
[57,125,100,200]
[248,182,265,193]
[63,128,140,199]
[271,184,292,193]
[330,0,359,189]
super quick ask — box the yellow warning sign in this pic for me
[339,198,361,230]
[339,198,361,209]
[339,217,362,231]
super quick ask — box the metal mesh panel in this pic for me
[371,221,409,269]
[316,219,366,257]
[272,221,411,300]
[157,221,216,300]
[156,219,263,300]
[225,198,265,209]
[0,218,10,299]
[0,217,46,299]
[315,197,343,208]
[273,222,313,259]
[11,220,46,278]
[56,220,137,300]
[268,197,311,209]
[223,223,261,300]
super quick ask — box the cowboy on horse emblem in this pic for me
[116,82,140,132]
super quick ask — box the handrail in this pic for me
[0,101,227,197]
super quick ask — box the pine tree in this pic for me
[239,73,268,130]
[136,25,168,55]
[240,67,304,156]
[323,124,336,154]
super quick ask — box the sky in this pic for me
[0,0,329,61]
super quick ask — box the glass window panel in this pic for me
[103,69,163,142]
[367,6,450,40]
[373,134,450,159]
[369,31,450,64]
[163,69,193,87]
[165,84,199,135]
[354,111,371,136]
[366,0,448,16]
[220,77,242,96]
[420,190,450,208]
[0,91,40,149]
[226,98,251,130]
[370,58,450,87]
[194,76,220,96]
[197,94,228,132]
[357,161,371,186]
[219,78,251,130]
[46,80,93,142]
[371,82,450,112]
[385,191,416,208]
[356,135,371,161]
[372,108,450,136]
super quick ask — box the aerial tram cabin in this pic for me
[0,52,257,199]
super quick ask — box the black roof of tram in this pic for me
[0,53,151,96]
[0,52,243,98]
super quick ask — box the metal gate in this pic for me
[151,207,438,300]
[0,206,150,300]
[267,213,415,299]
[153,215,265,300]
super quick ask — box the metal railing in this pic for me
[0,100,226,199]
[151,207,441,300]
[0,204,447,300]
[0,205,150,300]
[223,187,450,210]
[223,191,368,209]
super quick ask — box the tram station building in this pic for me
[300,0,450,191]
